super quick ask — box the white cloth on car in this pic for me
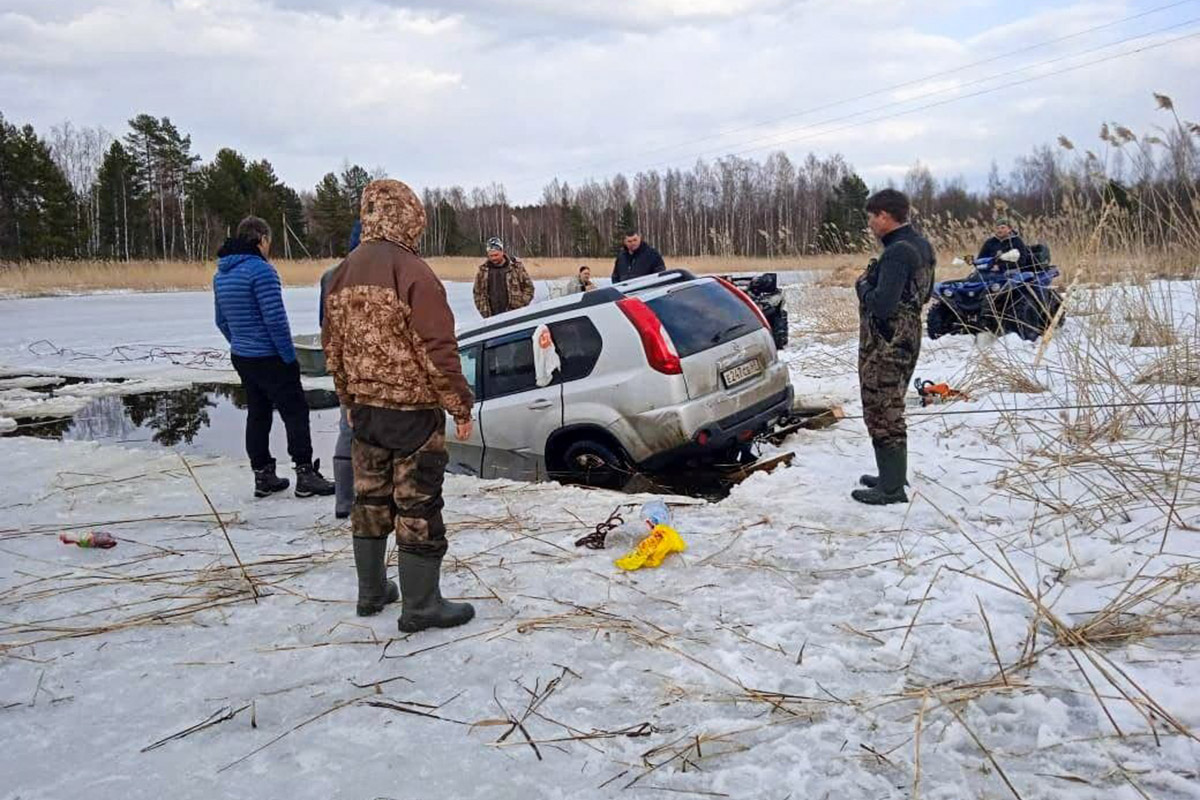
[532,324,561,387]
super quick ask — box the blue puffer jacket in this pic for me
[213,238,296,363]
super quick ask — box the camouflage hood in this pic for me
[360,179,426,250]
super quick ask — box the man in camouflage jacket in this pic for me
[853,189,936,506]
[322,179,476,632]
[472,237,535,318]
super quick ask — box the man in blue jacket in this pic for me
[214,216,335,499]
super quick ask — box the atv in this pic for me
[723,272,789,349]
[926,243,1064,342]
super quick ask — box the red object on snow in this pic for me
[59,531,118,549]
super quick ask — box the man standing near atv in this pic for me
[977,217,1033,269]
[853,189,936,506]
[473,237,535,318]
[612,230,665,283]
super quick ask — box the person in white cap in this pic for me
[472,236,534,318]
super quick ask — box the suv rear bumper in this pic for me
[638,385,793,469]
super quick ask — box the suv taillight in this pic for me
[716,276,771,330]
[617,298,682,375]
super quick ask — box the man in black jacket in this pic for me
[853,189,936,506]
[977,218,1033,269]
[612,231,665,283]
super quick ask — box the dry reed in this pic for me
[0,255,854,295]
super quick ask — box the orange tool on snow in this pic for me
[914,378,970,407]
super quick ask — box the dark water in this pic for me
[6,382,343,462]
[4,379,739,498]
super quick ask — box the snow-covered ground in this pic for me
[1,280,1198,799]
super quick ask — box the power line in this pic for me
[550,18,1200,184]
[706,26,1200,165]
[837,397,1197,422]
[541,0,1198,182]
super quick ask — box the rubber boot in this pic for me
[860,443,910,488]
[333,456,354,519]
[254,461,290,498]
[858,443,884,488]
[295,459,336,498]
[396,552,475,633]
[353,537,399,617]
[852,444,909,505]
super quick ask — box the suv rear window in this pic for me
[646,281,762,358]
[549,317,602,382]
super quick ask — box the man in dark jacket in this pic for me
[214,216,335,499]
[977,218,1033,269]
[853,190,936,506]
[612,231,665,283]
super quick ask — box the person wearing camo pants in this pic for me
[319,220,362,519]
[853,189,936,506]
[322,179,476,631]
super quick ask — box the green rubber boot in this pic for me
[353,537,399,617]
[859,443,910,489]
[852,444,909,505]
[397,552,475,633]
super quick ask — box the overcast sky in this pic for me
[1,0,1197,201]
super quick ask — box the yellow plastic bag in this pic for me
[614,524,686,571]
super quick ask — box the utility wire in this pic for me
[613,24,1196,178]
[837,397,1197,422]
[542,0,1199,181]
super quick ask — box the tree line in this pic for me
[1,100,1196,263]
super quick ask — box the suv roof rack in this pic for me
[459,269,699,342]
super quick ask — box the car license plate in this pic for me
[722,359,762,388]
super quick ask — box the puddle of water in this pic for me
[4,378,749,500]
[6,383,343,463]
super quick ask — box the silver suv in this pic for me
[446,269,793,488]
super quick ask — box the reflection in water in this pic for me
[122,389,218,447]
[6,383,341,453]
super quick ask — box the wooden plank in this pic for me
[726,451,795,484]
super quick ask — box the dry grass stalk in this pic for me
[177,452,259,602]
[1130,319,1176,348]
[0,254,855,294]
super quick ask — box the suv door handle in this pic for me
[527,399,554,410]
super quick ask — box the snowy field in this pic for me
[1,280,1198,799]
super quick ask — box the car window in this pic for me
[647,281,762,358]
[483,332,538,399]
[549,317,602,382]
[458,345,480,397]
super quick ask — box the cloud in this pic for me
[0,0,1194,200]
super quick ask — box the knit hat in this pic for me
[486,236,505,252]
[994,217,1012,228]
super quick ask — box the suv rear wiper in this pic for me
[712,323,747,343]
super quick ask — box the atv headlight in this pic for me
[942,289,953,298]
[967,291,977,297]
[988,283,1002,293]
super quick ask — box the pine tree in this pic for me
[0,114,77,260]
[201,148,250,236]
[613,201,637,251]
[819,173,869,253]
[566,203,594,257]
[309,173,354,257]
[96,140,146,260]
